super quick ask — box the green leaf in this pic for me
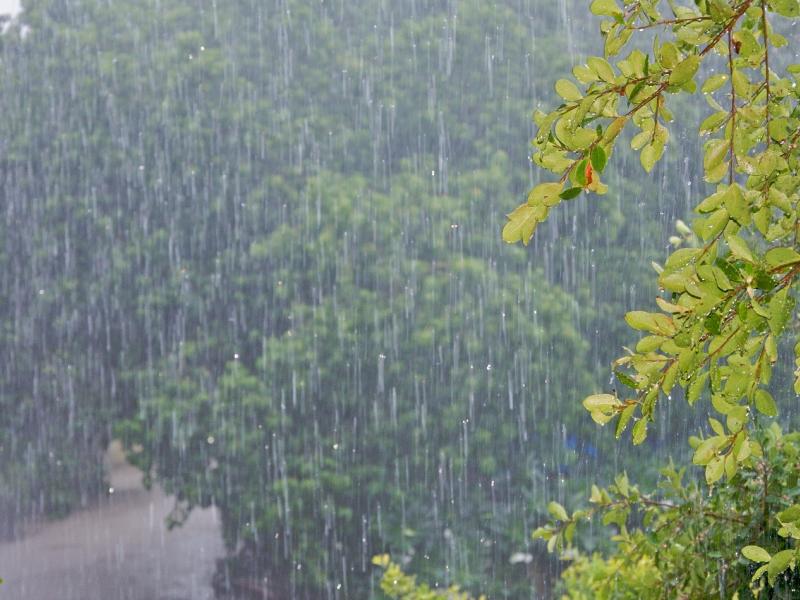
[754,389,778,417]
[559,187,582,200]
[583,393,621,411]
[699,111,728,134]
[615,404,636,438]
[687,371,709,406]
[587,56,616,82]
[731,69,749,97]
[726,233,754,262]
[768,287,793,335]
[778,505,800,523]
[632,418,647,445]
[723,184,750,225]
[555,79,582,101]
[574,158,589,187]
[528,182,565,207]
[752,564,769,583]
[590,0,624,18]
[547,501,569,522]
[614,370,639,389]
[767,550,795,584]
[625,311,675,335]
[503,204,544,245]
[705,455,724,484]
[640,142,663,173]
[693,436,721,465]
[698,208,729,241]
[590,145,608,172]
[765,247,800,268]
[702,73,728,93]
[703,139,729,173]
[769,0,800,17]
[668,55,700,86]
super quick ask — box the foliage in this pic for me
[500,0,800,597]
[372,554,485,600]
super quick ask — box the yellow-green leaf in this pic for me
[705,455,724,484]
[502,204,544,245]
[726,233,754,262]
[723,184,750,225]
[767,550,795,584]
[765,247,800,268]
[754,389,778,417]
[702,73,728,93]
[640,142,663,173]
[548,501,569,522]
[587,56,616,83]
[590,0,624,17]
[555,79,582,101]
[742,546,771,563]
[528,182,565,207]
[583,393,621,411]
[669,55,700,86]
[632,418,647,445]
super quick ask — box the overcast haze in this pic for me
[0,0,19,16]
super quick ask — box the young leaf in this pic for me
[528,182,565,207]
[555,79,582,102]
[590,0,624,17]
[583,394,621,411]
[767,550,795,585]
[559,187,582,200]
[640,142,663,173]
[742,545,771,564]
[725,233,754,262]
[547,501,569,522]
[503,204,544,245]
[632,418,647,445]
[590,145,607,173]
[765,247,800,268]
[705,455,724,484]
[754,389,778,417]
[668,55,700,86]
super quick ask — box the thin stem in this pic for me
[761,0,771,148]
[700,0,754,58]
[727,31,737,184]
[651,96,661,144]
[631,16,711,31]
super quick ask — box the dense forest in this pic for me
[0,0,711,597]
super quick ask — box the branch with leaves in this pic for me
[503,0,800,595]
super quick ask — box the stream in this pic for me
[0,442,225,600]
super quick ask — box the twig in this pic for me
[727,31,737,184]
[761,1,771,148]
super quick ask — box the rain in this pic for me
[0,0,715,598]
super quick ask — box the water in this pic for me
[0,443,224,600]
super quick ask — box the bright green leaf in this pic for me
[590,145,608,173]
[555,79,582,101]
[669,55,700,86]
[548,501,569,522]
[754,389,778,417]
[742,545,772,563]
